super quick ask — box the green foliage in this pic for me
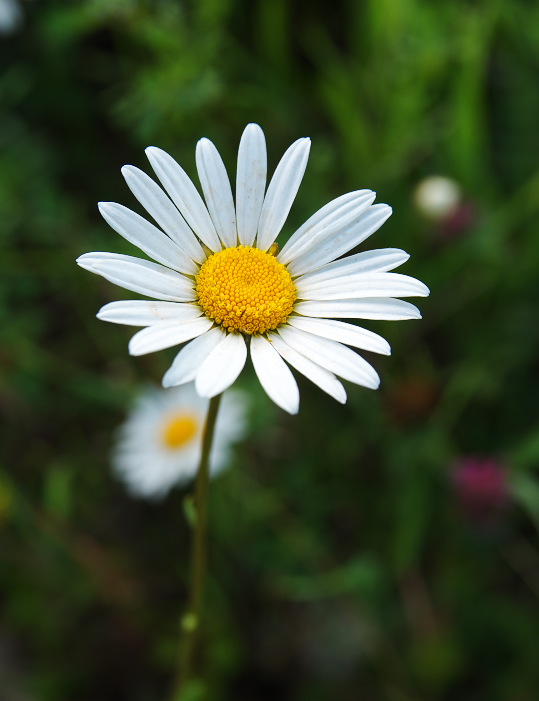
[2,0,539,699]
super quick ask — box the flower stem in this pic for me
[172,393,222,701]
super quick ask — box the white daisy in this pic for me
[0,0,22,35]
[78,124,429,415]
[413,175,461,220]
[113,384,247,499]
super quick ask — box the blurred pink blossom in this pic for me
[451,457,510,525]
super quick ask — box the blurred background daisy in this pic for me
[113,384,247,498]
[0,0,22,35]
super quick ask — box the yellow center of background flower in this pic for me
[195,245,297,335]
[161,413,198,449]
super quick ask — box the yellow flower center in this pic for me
[161,413,198,449]
[195,245,297,335]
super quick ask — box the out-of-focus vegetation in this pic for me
[2,0,539,699]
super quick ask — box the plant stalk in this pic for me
[172,393,222,701]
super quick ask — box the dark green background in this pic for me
[2,1,539,699]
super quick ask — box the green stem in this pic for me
[172,393,222,701]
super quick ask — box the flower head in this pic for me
[0,0,22,35]
[78,124,429,414]
[413,175,461,221]
[113,384,246,499]
[451,457,510,524]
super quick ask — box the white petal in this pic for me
[77,251,135,270]
[129,317,213,356]
[297,272,430,300]
[268,332,347,403]
[296,248,411,287]
[121,165,205,263]
[287,204,392,277]
[163,327,225,388]
[195,333,247,398]
[97,300,202,326]
[98,202,195,274]
[196,138,237,248]
[278,190,375,265]
[250,335,299,414]
[287,316,391,355]
[256,137,311,250]
[236,123,267,246]
[77,253,196,301]
[278,192,362,263]
[278,326,379,390]
[145,146,222,251]
[295,298,422,320]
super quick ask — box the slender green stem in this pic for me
[172,393,222,701]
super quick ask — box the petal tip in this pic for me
[145,146,162,160]
[76,254,95,270]
[97,201,113,215]
[242,123,265,143]
[127,336,144,356]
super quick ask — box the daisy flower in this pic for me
[413,175,461,221]
[0,0,22,35]
[77,124,429,414]
[113,384,247,499]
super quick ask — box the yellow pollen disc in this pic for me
[195,245,297,335]
[161,413,198,449]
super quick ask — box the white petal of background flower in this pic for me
[268,332,347,404]
[250,335,299,414]
[236,123,267,246]
[0,0,22,35]
[97,301,202,326]
[195,333,248,398]
[256,137,311,251]
[121,165,206,263]
[163,328,226,388]
[196,138,237,248]
[146,146,222,251]
[129,317,213,356]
